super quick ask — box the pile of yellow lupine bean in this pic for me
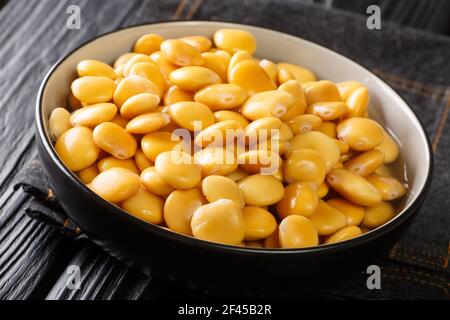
[49,28,407,249]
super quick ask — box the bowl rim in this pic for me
[36,20,433,255]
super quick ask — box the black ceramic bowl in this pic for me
[36,21,432,294]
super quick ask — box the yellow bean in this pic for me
[140,166,174,196]
[113,75,160,107]
[305,80,341,105]
[288,114,322,135]
[169,66,221,91]
[344,149,384,176]
[229,60,276,95]
[284,149,326,185]
[191,199,245,245]
[327,198,365,226]
[277,68,295,84]
[278,80,308,121]
[366,174,406,201]
[214,110,250,128]
[141,131,182,162]
[337,81,363,101]
[164,187,206,235]
[339,149,355,163]
[242,206,277,241]
[169,101,215,131]
[180,36,212,52]
[363,201,395,228]
[289,131,340,171]
[374,128,399,163]
[241,90,294,120]
[316,182,329,198]
[337,117,384,151]
[114,53,138,68]
[276,63,316,84]
[225,167,250,182]
[213,28,257,54]
[238,174,284,206]
[161,39,203,66]
[374,165,394,177]
[155,151,201,189]
[49,107,72,140]
[68,92,82,110]
[245,117,282,142]
[326,169,382,206]
[276,182,319,218]
[122,54,155,76]
[194,147,238,176]
[70,103,117,127]
[213,49,232,64]
[150,51,178,78]
[128,62,167,94]
[194,84,248,111]
[201,175,244,208]
[77,59,116,79]
[77,164,99,184]
[279,215,318,248]
[259,59,278,85]
[134,33,164,55]
[237,150,281,175]
[121,186,164,224]
[256,139,291,155]
[309,200,347,236]
[194,120,242,147]
[71,76,116,104]
[325,226,362,244]
[201,52,229,82]
[98,156,139,174]
[163,85,194,105]
[93,122,137,159]
[228,50,253,79]
[264,226,280,248]
[134,147,153,172]
[126,112,170,134]
[315,122,337,139]
[346,86,369,118]
[55,127,100,171]
[307,102,348,121]
[89,167,140,203]
[110,114,128,128]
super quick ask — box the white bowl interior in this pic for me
[40,21,430,224]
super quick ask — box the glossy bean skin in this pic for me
[155,151,202,189]
[279,215,318,248]
[161,39,203,66]
[126,112,171,134]
[242,206,277,241]
[309,200,347,236]
[194,147,238,176]
[305,80,341,105]
[150,51,178,78]
[55,127,100,172]
[226,168,250,182]
[326,169,382,206]
[344,149,384,176]
[238,174,284,206]
[229,60,276,95]
[70,103,117,127]
[277,68,295,84]
[89,167,140,203]
[77,59,116,79]
[201,52,229,82]
[180,36,212,52]
[113,75,161,107]
[128,62,167,94]
[98,156,139,174]
[337,81,363,101]
[194,84,248,110]
[284,149,326,185]
[169,66,221,91]
[325,226,362,244]
[316,122,337,139]
[307,102,348,121]
[287,114,322,135]
[164,187,206,235]
[244,117,282,142]
[237,150,281,175]
[327,198,365,226]
[194,120,242,148]
[213,28,257,54]
[363,201,395,228]
[201,175,244,208]
[191,199,245,245]
[241,90,294,120]
[366,174,406,201]
[276,63,316,84]
[214,110,250,128]
[140,166,174,196]
[276,182,319,218]
[77,164,99,184]
[259,59,278,85]
[122,54,155,76]
[93,122,137,159]
[278,80,308,121]
[227,51,253,79]
[375,128,399,163]
[169,101,215,131]
[164,86,195,105]
[316,182,329,198]
[134,33,164,55]
[346,86,369,118]
[71,76,116,104]
[337,118,384,151]
[134,148,153,172]
[141,131,182,162]
[121,187,164,224]
[49,107,72,140]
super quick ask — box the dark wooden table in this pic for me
[0,0,449,300]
